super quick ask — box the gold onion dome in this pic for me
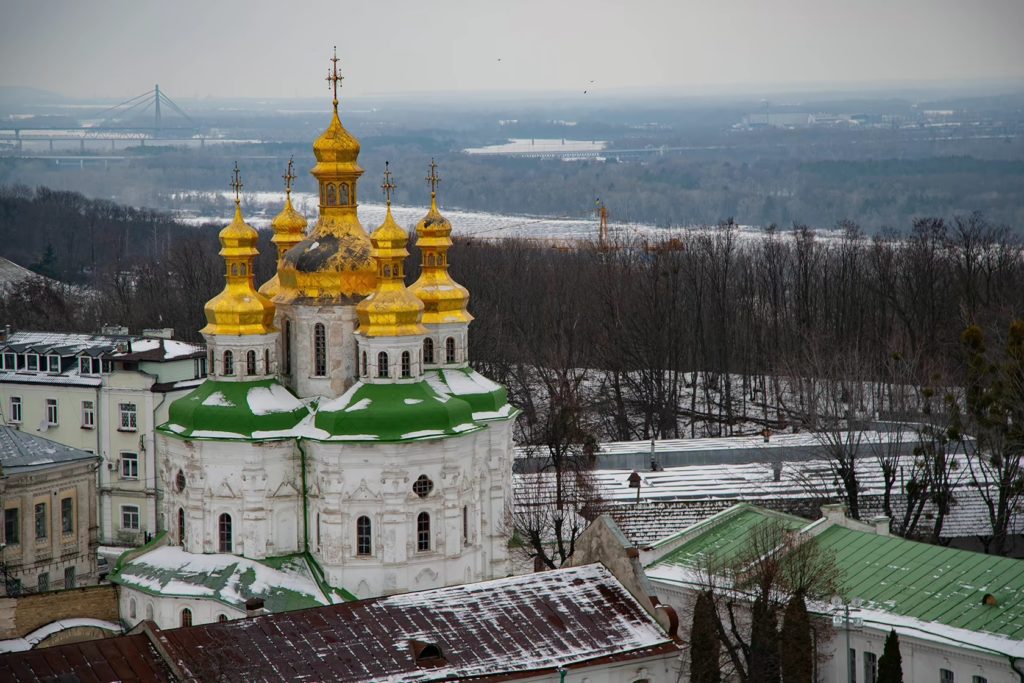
[275,48,375,304]
[356,165,427,338]
[259,159,309,299]
[202,165,276,336]
[408,160,473,324]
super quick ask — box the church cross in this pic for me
[325,46,344,108]
[283,157,296,196]
[231,162,243,203]
[381,161,396,206]
[426,158,441,195]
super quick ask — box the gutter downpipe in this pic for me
[558,667,566,683]
[297,439,309,553]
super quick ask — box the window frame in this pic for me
[118,402,137,431]
[401,350,411,378]
[120,452,139,480]
[218,513,233,553]
[417,511,431,552]
[223,350,234,376]
[37,572,49,593]
[246,349,257,375]
[47,354,60,373]
[445,337,456,364]
[4,507,19,545]
[82,400,95,429]
[377,351,389,379]
[863,651,877,683]
[26,354,38,371]
[181,608,193,627]
[121,504,140,530]
[940,670,955,683]
[313,324,327,377]
[356,515,372,556]
[45,398,58,426]
[9,396,21,423]
[34,501,48,540]
[60,496,74,536]
[423,337,434,365]
[1,352,15,370]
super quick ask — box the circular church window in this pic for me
[413,475,434,498]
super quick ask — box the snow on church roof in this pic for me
[151,563,677,682]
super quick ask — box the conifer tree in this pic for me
[748,595,781,683]
[689,591,721,683]
[877,629,903,683]
[779,593,812,683]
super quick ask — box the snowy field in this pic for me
[463,138,607,155]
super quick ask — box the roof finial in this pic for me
[426,158,441,197]
[231,162,243,204]
[282,157,296,198]
[381,161,396,207]
[325,46,343,111]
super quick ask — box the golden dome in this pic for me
[274,53,376,305]
[259,162,309,299]
[408,162,473,325]
[357,170,427,338]
[202,200,277,336]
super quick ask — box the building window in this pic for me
[283,320,292,375]
[423,338,434,365]
[175,470,186,493]
[181,608,193,627]
[6,578,21,596]
[78,357,90,374]
[82,400,95,429]
[417,512,430,552]
[941,671,954,683]
[64,566,75,589]
[9,396,21,423]
[219,513,232,553]
[45,398,58,425]
[146,603,154,621]
[413,475,434,498]
[218,614,229,623]
[246,350,257,375]
[4,508,19,545]
[61,497,74,535]
[462,506,468,545]
[339,183,350,205]
[356,516,371,556]
[121,452,139,479]
[119,403,137,431]
[326,183,337,206]
[1,352,15,370]
[849,649,857,683]
[129,598,137,619]
[264,348,270,374]
[122,505,140,530]
[445,337,456,364]
[26,354,38,371]
[864,651,877,683]
[313,324,327,377]
[377,352,389,378]
[401,351,411,378]
[361,351,367,376]
[38,572,49,592]
[223,350,234,376]
[178,508,186,544]
[47,355,60,373]
[34,502,47,540]
[973,677,989,683]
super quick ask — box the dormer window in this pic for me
[47,355,61,373]
[409,640,446,668]
[26,354,38,371]
[1,352,16,370]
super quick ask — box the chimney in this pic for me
[869,516,891,536]
[772,461,783,482]
[820,504,847,526]
[650,437,659,471]
[245,597,265,618]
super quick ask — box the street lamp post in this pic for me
[831,595,864,683]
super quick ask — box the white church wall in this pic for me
[275,303,358,399]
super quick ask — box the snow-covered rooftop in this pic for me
[0,425,96,473]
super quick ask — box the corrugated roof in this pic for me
[0,425,96,473]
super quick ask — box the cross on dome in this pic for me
[381,161,396,206]
[426,158,441,196]
[231,162,243,204]
[282,157,296,197]
[326,46,344,110]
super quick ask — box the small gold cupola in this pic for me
[408,160,473,325]
[356,164,428,337]
[259,158,308,299]
[202,164,277,336]
[275,47,376,304]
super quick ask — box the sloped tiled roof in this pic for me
[0,425,96,473]
[0,633,174,682]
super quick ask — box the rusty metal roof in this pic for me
[156,563,676,682]
[0,633,174,682]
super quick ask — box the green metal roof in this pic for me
[815,525,1024,642]
[159,379,310,440]
[110,545,335,613]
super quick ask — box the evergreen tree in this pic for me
[689,591,721,683]
[779,593,812,683]
[877,629,903,683]
[30,243,58,280]
[748,595,781,683]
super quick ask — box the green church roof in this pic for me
[159,379,309,441]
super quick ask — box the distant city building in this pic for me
[0,329,206,545]
[0,426,98,596]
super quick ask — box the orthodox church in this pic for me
[110,56,517,628]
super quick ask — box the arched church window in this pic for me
[264,348,270,374]
[218,513,233,553]
[129,597,136,619]
[401,351,411,378]
[218,614,229,623]
[361,351,367,377]
[339,183,350,205]
[413,474,434,498]
[175,470,186,493]
[423,338,434,365]
[146,603,154,621]
[417,512,431,552]
[284,320,292,375]
[181,608,192,627]
[377,352,389,378]
[356,516,371,556]
[223,350,234,376]
[178,507,185,545]
[230,263,238,276]
[427,253,435,267]
[445,337,456,364]
[326,183,337,206]
[240,263,247,276]
[246,350,257,375]
[313,324,327,377]
[383,264,391,278]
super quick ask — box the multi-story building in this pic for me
[0,426,99,596]
[0,329,205,545]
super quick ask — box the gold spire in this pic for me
[275,49,375,304]
[409,159,473,325]
[258,157,309,299]
[202,163,276,336]
[356,164,427,337]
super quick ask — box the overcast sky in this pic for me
[2,0,1022,100]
